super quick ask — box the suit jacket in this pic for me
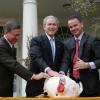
[0,37,33,97]
[61,33,100,96]
[26,34,64,97]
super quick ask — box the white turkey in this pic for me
[43,75,83,98]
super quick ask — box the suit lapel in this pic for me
[2,37,16,59]
[2,37,11,50]
[54,37,59,62]
[70,37,76,61]
[79,33,88,58]
[54,37,64,63]
[42,34,53,62]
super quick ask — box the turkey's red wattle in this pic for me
[57,82,64,93]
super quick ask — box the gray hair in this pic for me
[3,20,21,34]
[43,15,59,26]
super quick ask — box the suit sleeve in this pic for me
[92,37,100,68]
[0,44,33,81]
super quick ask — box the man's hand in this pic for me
[74,58,90,70]
[31,72,50,80]
[46,69,59,77]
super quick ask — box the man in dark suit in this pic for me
[60,15,100,96]
[26,15,64,97]
[0,20,49,97]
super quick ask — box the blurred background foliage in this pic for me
[57,0,100,41]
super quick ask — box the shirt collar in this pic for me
[74,32,84,41]
[46,33,55,41]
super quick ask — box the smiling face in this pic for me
[43,17,58,37]
[68,18,84,37]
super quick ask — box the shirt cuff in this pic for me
[59,71,65,75]
[31,74,36,80]
[89,62,96,69]
[44,67,51,72]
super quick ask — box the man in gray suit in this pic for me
[0,20,49,97]
[61,15,100,96]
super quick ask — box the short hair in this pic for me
[68,15,82,23]
[43,15,59,26]
[3,20,21,33]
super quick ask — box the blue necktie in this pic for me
[50,38,55,62]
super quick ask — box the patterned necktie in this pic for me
[73,38,80,79]
[50,38,55,62]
